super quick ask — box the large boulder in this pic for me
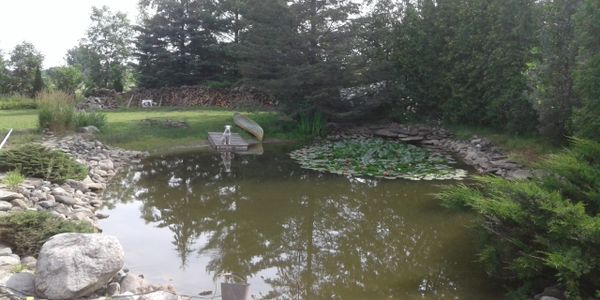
[34,233,124,299]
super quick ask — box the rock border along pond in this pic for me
[0,131,187,299]
[0,124,531,299]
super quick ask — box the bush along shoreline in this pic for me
[437,138,600,299]
[0,133,184,299]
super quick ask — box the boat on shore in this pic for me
[233,113,264,141]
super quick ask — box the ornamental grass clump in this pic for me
[437,138,600,299]
[37,91,76,132]
[1,169,24,191]
[0,144,87,184]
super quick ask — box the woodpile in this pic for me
[121,86,275,109]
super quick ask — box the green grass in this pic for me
[449,125,560,166]
[100,108,300,151]
[0,109,38,130]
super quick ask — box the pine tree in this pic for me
[136,0,225,88]
[32,66,44,96]
[572,0,600,141]
[236,0,358,113]
[534,0,582,143]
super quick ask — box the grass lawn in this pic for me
[1,108,301,152]
[99,108,300,151]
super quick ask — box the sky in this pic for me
[0,0,139,68]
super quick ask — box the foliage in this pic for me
[572,0,600,142]
[37,91,76,132]
[290,138,467,180]
[5,42,44,97]
[46,66,84,95]
[1,169,24,191]
[36,91,106,132]
[135,0,226,88]
[437,138,600,298]
[0,95,38,110]
[532,0,580,143]
[233,0,358,113]
[0,144,87,184]
[0,211,95,257]
[297,111,325,137]
[67,6,133,91]
[74,111,107,130]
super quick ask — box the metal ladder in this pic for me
[0,128,13,150]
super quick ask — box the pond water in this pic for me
[100,144,502,299]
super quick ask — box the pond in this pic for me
[99,144,502,299]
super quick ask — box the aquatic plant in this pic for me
[290,137,467,180]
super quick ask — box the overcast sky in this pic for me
[0,0,139,68]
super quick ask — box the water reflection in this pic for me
[103,145,500,299]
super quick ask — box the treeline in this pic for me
[0,0,598,143]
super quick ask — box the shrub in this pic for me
[0,144,87,184]
[74,111,107,130]
[37,91,76,132]
[0,211,95,257]
[437,138,600,298]
[0,95,38,110]
[1,169,24,190]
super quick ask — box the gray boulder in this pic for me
[0,190,23,201]
[34,233,124,299]
[6,272,35,295]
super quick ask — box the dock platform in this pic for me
[208,132,249,151]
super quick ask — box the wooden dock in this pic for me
[208,132,249,152]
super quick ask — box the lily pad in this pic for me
[290,138,467,180]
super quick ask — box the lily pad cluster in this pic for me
[289,138,467,180]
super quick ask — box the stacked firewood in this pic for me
[121,85,276,108]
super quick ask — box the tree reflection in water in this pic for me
[104,146,500,299]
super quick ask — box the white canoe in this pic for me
[233,113,264,141]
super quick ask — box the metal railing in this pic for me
[0,128,13,150]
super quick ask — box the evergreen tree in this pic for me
[32,66,44,95]
[534,0,582,143]
[438,0,537,132]
[236,0,358,113]
[572,0,600,141]
[0,50,10,95]
[136,0,225,88]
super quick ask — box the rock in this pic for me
[138,290,179,300]
[34,233,124,299]
[0,201,13,211]
[98,160,114,171]
[0,191,24,201]
[506,169,531,180]
[10,198,29,210]
[107,282,120,296]
[51,187,68,196]
[55,194,78,206]
[79,126,101,134]
[38,201,57,209]
[120,273,160,294]
[20,256,36,270]
[400,136,424,142]
[83,177,106,191]
[373,129,398,138]
[66,179,90,192]
[0,255,21,268]
[95,212,109,219]
[0,244,12,256]
[6,272,35,295]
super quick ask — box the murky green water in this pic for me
[100,144,501,299]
